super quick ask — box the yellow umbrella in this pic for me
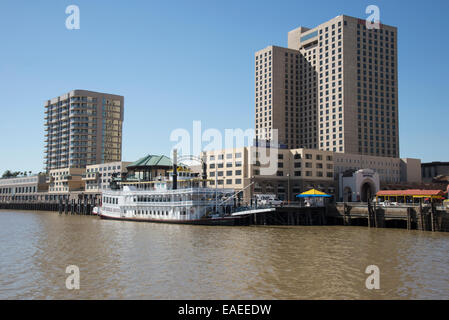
[297,189,331,198]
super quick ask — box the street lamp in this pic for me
[250,175,255,208]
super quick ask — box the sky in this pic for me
[0,0,448,173]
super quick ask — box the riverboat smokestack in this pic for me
[202,158,207,188]
[172,149,178,190]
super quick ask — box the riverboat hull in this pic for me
[99,213,251,226]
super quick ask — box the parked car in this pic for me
[380,200,399,207]
[255,194,283,206]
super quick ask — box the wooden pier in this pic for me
[233,205,328,226]
[328,202,449,232]
[1,200,448,232]
[0,197,98,215]
[233,203,449,232]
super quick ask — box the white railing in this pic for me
[126,200,217,207]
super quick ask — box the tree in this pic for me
[1,170,31,178]
[2,170,13,178]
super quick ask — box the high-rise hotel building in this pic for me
[44,90,124,171]
[255,15,399,158]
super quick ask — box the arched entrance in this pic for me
[361,182,374,202]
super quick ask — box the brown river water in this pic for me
[0,210,448,299]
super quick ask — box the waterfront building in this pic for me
[255,15,399,157]
[201,146,421,204]
[44,90,124,171]
[202,147,248,191]
[339,169,380,202]
[0,174,48,203]
[334,153,421,185]
[83,161,132,194]
[47,168,85,194]
[202,146,336,204]
[399,158,422,184]
[421,162,449,183]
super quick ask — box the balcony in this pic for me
[82,172,99,181]
[70,124,93,130]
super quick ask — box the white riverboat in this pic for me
[100,185,250,225]
[99,152,250,226]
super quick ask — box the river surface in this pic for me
[0,210,448,300]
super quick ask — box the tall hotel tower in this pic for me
[255,15,399,157]
[44,90,124,171]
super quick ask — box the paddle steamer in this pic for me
[99,151,250,226]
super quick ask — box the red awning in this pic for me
[376,189,444,197]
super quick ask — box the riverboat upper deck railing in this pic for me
[104,187,235,196]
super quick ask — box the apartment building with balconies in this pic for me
[44,90,124,171]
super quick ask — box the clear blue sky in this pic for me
[0,0,448,173]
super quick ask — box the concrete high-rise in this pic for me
[255,15,399,158]
[44,90,124,171]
